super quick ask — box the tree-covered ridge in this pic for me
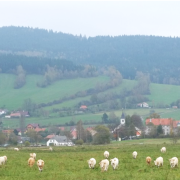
[1,26,180,84]
[0,54,81,74]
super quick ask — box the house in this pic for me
[137,102,149,108]
[80,105,87,110]
[34,128,46,133]
[86,127,97,136]
[70,127,77,139]
[46,135,74,146]
[45,134,55,140]
[18,136,30,143]
[135,127,141,136]
[145,118,180,135]
[0,109,8,116]
[26,123,40,130]
[10,111,29,118]
[2,129,14,136]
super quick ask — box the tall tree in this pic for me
[76,120,85,141]
[93,125,110,144]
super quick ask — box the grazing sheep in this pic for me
[154,157,163,168]
[146,156,152,165]
[169,157,178,168]
[99,159,109,172]
[49,147,53,151]
[14,148,19,151]
[37,159,44,172]
[110,157,119,170]
[104,151,109,158]
[87,158,96,169]
[132,151,138,159]
[3,156,7,163]
[30,153,36,160]
[28,157,35,167]
[161,147,166,153]
[0,156,6,165]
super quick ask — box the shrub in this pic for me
[24,141,30,147]
[75,139,84,145]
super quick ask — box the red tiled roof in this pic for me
[146,118,180,128]
[80,105,87,109]
[71,130,77,139]
[34,128,46,132]
[45,134,55,139]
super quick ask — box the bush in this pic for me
[24,141,30,147]
[75,139,84,145]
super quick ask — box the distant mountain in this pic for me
[1,26,180,83]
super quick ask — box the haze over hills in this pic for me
[1,26,180,128]
[1,26,180,83]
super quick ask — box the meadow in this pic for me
[0,139,180,180]
[2,108,180,129]
[0,74,109,110]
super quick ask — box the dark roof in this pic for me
[50,135,71,143]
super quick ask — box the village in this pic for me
[0,101,180,147]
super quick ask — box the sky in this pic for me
[0,1,180,37]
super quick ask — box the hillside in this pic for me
[0,74,109,110]
[1,73,180,111]
[1,26,180,84]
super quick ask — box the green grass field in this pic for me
[2,108,180,128]
[0,139,180,180]
[147,83,180,106]
[0,74,109,110]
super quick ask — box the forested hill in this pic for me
[1,26,180,83]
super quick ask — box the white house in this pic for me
[137,102,149,108]
[47,135,74,146]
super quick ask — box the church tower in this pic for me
[120,111,125,125]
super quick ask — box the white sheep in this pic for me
[154,157,163,167]
[87,158,96,169]
[28,157,35,167]
[49,147,53,151]
[30,153,36,160]
[132,151,138,159]
[99,159,109,172]
[110,157,119,170]
[14,148,19,151]
[37,159,45,172]
[169,157,178,168]
[161,147,166,153]
[104,151,109,158]
[0,156,6,165]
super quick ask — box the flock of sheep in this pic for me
[88,147,178,172]
[0,147,53,172]
[0,146,178,173]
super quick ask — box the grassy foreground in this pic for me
[0,139,180,180]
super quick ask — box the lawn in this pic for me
[0,139,180,180]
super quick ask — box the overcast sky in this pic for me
[0,1,180,37]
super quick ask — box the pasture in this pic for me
[2,108,179,129]
[1,139,180,180]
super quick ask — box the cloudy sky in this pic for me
[0,1,180,37]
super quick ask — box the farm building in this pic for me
[137,102,149,108]
[47,135,74,146]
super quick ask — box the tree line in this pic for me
[1,26,180,84]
